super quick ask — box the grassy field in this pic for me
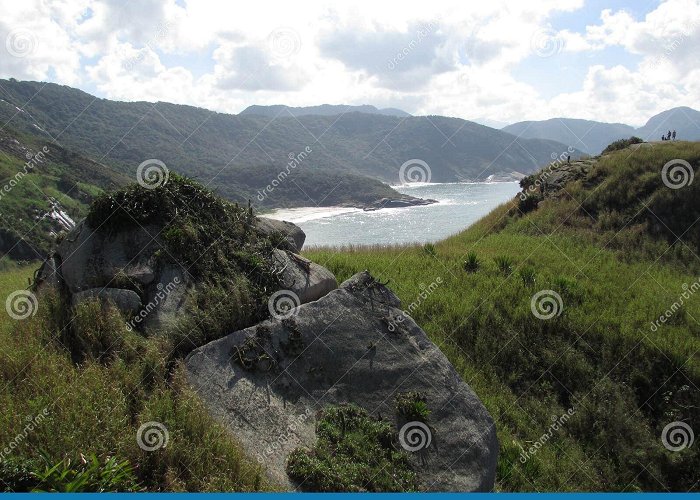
[305,143,700,491]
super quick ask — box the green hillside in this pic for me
[0,141,696,492]
[0,127,129,263]
[0,79,579,208]
[306,141,700,491]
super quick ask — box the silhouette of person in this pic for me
[672,130,676,140]
[567,155,571,164]
[667,130,672,141]
[662,135,665,141]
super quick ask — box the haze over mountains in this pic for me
[0,79,576,209]
[240,104,411,118]
[503,107,700,155]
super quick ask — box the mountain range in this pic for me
[0,79,578,209]
[240,104,411,118]
[503,106,700,154]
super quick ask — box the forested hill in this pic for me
[0,79,577,208]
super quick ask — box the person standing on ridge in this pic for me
[672,130,676,140]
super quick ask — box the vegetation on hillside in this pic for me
[0,128,128,260]
[306,142,700,491]
[0,78,577,207]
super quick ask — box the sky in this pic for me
[0,0,698,127]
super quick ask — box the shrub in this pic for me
[494,255,514,276]
[602,137,643,155]
[395,392,431,423]
[519,266,537,287]
[33,454,139,492]
[286,404,418,492]
[422,243,437,257]
[463,252,480,273]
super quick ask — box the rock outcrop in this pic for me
[35,216,334,330]
[186,271,498,492]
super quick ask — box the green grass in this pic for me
[286,404,419,492]
[0,142,697,492]
[0,283,270,491]
[305,143,700,492]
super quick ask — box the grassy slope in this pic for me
[306,142,700,491]
[0,142,697,491]
[0,127,129,261]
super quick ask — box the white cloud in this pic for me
[0,0,698,127]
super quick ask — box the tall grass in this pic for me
[305,143,700,491]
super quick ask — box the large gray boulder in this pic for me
[186,271,498,491]
[271,249,337,304]
[256,217,306,252]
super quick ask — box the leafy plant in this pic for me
[286,404,418,492]
[395,392,431,423]
[463,252,480,273]
[519,266,537,287]
[494,255,514,276]
[422,243,437,257]
[32,454,139,492]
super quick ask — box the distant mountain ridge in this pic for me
[0,79,580,209]
[240,104,411,118]
[503,106,700,154]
